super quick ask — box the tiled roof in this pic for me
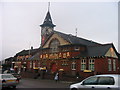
[55,31,101,46]
[15,48,39,56]
[87,44,112,57]
[75,44,118,58]
[29,52,40,60]
[40,11,56,27]
[5,57,15,61]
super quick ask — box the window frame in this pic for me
[49,39,60,53]
[113,59,116,71]
[71,62,76,70]
[81,59,86,71]
[89,59,95,71]
[108,59,112,71]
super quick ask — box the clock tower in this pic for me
[40,11,56,46]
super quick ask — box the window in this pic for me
[61,60,68,66]
[38,61,40,68]
[63,47,69,51]
[83,76,115,85]
[98,77,115,85]
[74,46,80,51]
[108,59,112,71]
[113,59,116,71]
[49,39,60,53]
[30,61,32,68]
[33,62,35,68]
[83,77,98,85]
[81,59,86,70]
[89,59,95,71]
[71,62,76,70]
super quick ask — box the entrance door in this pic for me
[51,63,57,73]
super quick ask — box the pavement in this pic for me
[17,78,74,88]
[23,77,75,84]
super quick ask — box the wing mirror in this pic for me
[81,81,85,85]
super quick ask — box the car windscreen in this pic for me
[2,74,15,79]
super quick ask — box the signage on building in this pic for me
[40,52,70,59]
[84,70,92,73]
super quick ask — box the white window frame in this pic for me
[71,62,76,70]
[81,59,86,71]
[108,59,112,71]
[113,59,116,71]
[89,59,95,71]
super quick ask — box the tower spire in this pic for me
[40,5,56,28]
[40,2,56,46]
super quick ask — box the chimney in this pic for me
[31,46,33,50]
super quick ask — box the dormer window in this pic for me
[49,39,60,53]
[74,46,80,51]
[49,19,51,21]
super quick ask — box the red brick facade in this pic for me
[13,10,120,81]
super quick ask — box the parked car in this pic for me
[3,70,21,82]
[12,73,21,81]
[0,74,19,88]
[70,74,120,90]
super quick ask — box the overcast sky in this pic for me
[0,1,119,60]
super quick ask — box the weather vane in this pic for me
[76,28,77,37]
[48,2,50,11]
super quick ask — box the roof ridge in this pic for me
[54,30,101,46]
[88,43,113,47]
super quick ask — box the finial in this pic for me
[48,2,50,12]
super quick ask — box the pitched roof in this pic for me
[15,48,39,56]
[87,44,112,57]
[40,11,56,27]
[75,44,117,58]
[29,52,40,60]
[54,31,101,46]
[5,57,15,61]
[40,30,119,58]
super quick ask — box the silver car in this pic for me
[0,74,19,88]
[70,74,120,90]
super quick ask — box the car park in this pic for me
[70,74,120,90]
[0,74,19,88]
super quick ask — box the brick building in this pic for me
[14,10,120,80]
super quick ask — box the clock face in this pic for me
[41,27,52,35]
[41,28,46,35]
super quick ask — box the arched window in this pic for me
[49,39,60,53]
[71,62,76,70]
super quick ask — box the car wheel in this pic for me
[71,88,78,90]
[12,86,16,88]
